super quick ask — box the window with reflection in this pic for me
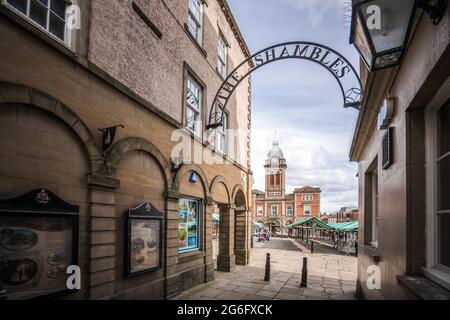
[187,0,203,44]
[437,101,450,268]
[5,0,69,42]
[217,33,228,78]
[216,108,228,154]
[186,77,202,136]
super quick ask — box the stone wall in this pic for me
[355,6,450,300]
[0,0,252,300]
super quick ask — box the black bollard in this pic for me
[311,241,314,254]
[264,253,271,282]
[300,257,308,287]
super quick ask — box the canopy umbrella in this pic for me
[328,221,358,232]
[339,221,358,232]
[286,217,314,229]
[287,217,334,230]
[266,219,281,226]
[252,221,265,228]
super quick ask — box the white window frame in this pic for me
[216,107,228,154]
[271,205,278,216]
[187,0,203,44]
[286,205,293,216]
[186,76,202,137]
[302,195,313,201]
[3,0,75,49]
[424,77,450,290]
[303,204,311,216]
[217,33,228,79]
[256,207,263,217]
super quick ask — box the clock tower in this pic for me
[265,137,287,198]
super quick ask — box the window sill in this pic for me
[184,23,207,58]
[423,267,450,291]
[214,148,228,159]
[184,128,203,144]
[178,250,205,263]
[361,245,381,262]
[397,275,450,300]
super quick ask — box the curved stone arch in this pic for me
[0,82,103,171]
[232,184,247,208]
[173,164,210,199]
[105,137,172,190]
[209,175,231,205]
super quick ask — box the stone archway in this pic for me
[105,136,172,190]
[0,82,103,172]
[0,82,103,299]
[232,185,249,266]
[104,137,171,299]
[209,176,232,271]
[173,164,210,199]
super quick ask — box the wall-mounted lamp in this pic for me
[350,0,447,71]
[171,156,183,172]
[99,125,124,151]
[189,172,198,183]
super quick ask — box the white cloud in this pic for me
[251,126,358,214]
[280,0,348,27]
[227,0,360,214]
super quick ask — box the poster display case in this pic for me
[125,201,163,277]
[0,189,79,300]
[178,198,200,252]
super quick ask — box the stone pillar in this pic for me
[217,204,236,272]
[235,209,251,265]
[204,197,215,282]
[87,175,119,300]
[165,189,181,299]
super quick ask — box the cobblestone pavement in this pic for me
[172,238,357,300]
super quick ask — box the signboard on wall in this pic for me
[382,127,394,170]
[178,198,200,253]
[0,189,79,300]
[125,201,164,277]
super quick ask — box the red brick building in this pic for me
[251,139,321,232]
[336,207,359,223]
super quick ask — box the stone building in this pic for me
[349,2,450,299]
[251,139,321,232]
[0,0,252,300]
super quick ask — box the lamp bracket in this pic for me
[417,0,447,25]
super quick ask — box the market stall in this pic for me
[287,218,358,254]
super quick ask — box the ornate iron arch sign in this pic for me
[207,41,362,129]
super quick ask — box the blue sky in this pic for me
[227,0,359,213]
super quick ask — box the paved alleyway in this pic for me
[172,238,357,300]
